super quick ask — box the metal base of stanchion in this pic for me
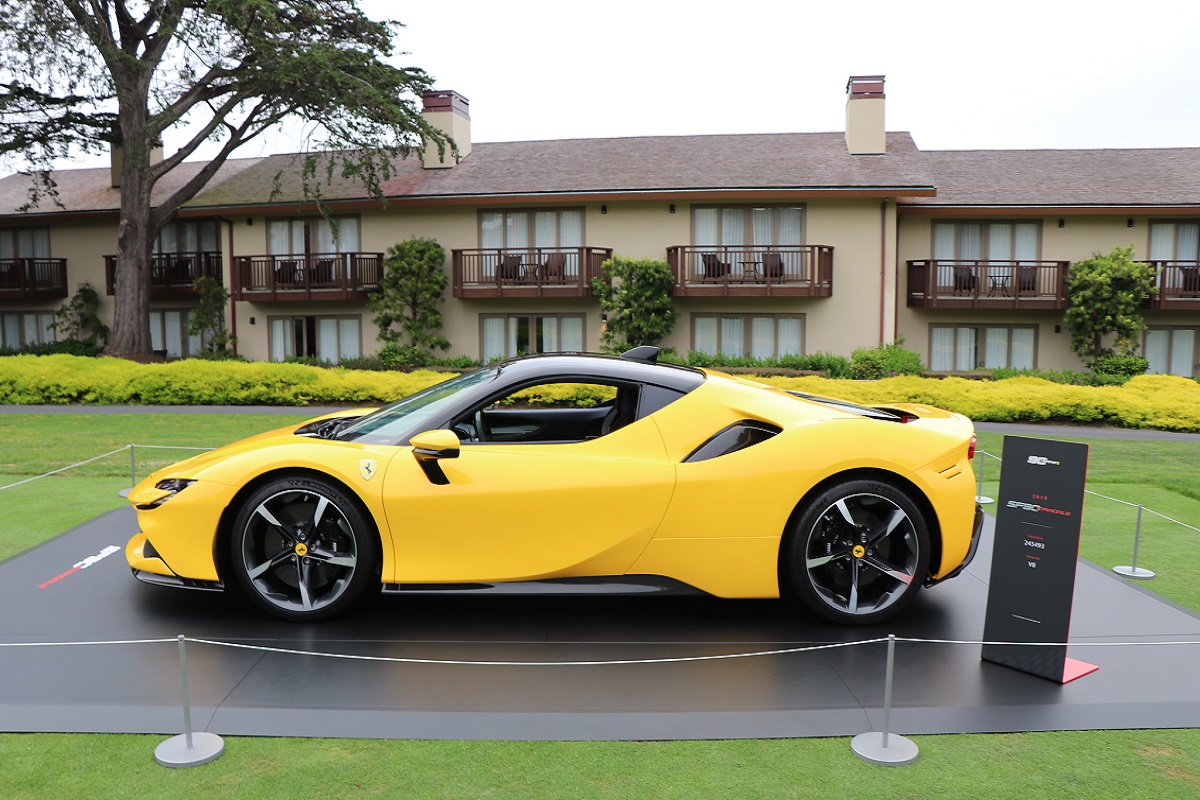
[1113,565,1156,580]
[851,731,919,765]
[976,495,994,505]
[118,488,131,498]
[155,732,225,768]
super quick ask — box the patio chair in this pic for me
[1181,265,1200,296]
[701,253,731,280]
[1018,265,1038,294]
[761,252,784,280]
[541,253,567,282]
[953,265,977,294]
[498,255,523,282]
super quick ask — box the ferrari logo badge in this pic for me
[358,459,378,481]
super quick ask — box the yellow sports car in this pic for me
[126,347,983,625]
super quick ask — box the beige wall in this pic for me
[13,203,1194,370]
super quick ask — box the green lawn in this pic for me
[1,413,1198,798]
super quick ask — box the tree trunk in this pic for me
[105,105,156,357]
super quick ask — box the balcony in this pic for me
[907,260,1069,310]
[231,252,384,302]
[452,247,613,299]
[666,245,834,297]
[1145,261,1200,311]
[104,252,223,297]
[0,258,68,301]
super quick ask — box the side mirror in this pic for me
[410,430,460,486]
[411,429,461,463]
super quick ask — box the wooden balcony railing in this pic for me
[1144,260,1200,311]
[231,252,384,301]
[104,252,223,296]
[451,247,613,298]
[0,258,69,300]
[907,260,1069,309]
[666,245,834,297]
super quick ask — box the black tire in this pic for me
[783,479,930,626]
[230,476,378,621]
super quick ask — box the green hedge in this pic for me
[2,355,1199,431]
[0,355,446,406]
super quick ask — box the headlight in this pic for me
[136,478,196,509]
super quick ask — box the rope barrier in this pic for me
[1,635,1198,667]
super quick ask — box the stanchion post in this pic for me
[129,443,136,488]
[154,635,225,768]
[976,451,994,505]
[1114,504,1155,579]
[851,635,918,766]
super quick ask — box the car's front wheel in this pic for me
[230,476,378,621]
[783,479,930,626]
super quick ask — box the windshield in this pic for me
[336,367,499,444]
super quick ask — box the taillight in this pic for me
[968,434,977,460]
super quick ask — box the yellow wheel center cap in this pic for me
[295,543,309,557]
[852,545,866,559]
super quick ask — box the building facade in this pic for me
[2,78,1199,376]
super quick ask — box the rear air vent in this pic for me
[683,420,782,463]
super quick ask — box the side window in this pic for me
[452,382,637,444]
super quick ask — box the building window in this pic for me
[156,221,218,255]
[0,311,55,350]
[692,314,804,359]
[267,217,360,257]
[480,314,585,361]
[268,315,361,362]
[692,205,804,247]
[932,221,1040,261]
[149,310,204,358]
[930,325,1036,371]
[480,209,583,251]
[0,228,51,262]
[1149,222,1199,261]
[1145,327,1197,377]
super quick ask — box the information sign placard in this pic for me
[981,436,1097,683]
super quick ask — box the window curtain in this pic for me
[316,318,339,361]
[481,317,506,361]
[749,317,773,359]
[162,311,183,358]
[954,327,977,370]
[267,221,292,256]
[933,223,956,288]
[1010,328,1035,370]
[751,208,773,248]
[929,327,955,371]
[269,318,291,361]
[1178,224,1199,260]
[778,208,803,245]
[338,318,360,360]
[1144,330,1169,374]
[720,316,744,355]
[776,317,803,355]
[693,316,718,355]
[540,315,559,352]
[2,315,19,347]
[983,327,1009,368]
[720,209,744,247]
[559,316,583,351]
[1170,329,1195,376]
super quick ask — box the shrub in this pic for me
[1089,353,1149,382]
[849,343,924,379]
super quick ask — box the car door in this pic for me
[380,417,676,583]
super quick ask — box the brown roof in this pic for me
[0,158,266,219]
[1,132,935,217]
[909,148,1200,208]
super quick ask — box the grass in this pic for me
[1,413,1199,798]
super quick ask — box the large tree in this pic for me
[0,0,449,356]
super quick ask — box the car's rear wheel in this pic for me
[784,479,930,626]
[230,476,378,621]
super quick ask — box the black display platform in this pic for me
[1,507,1198,741]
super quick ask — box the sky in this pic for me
[363,0,1200,152]
[14,0,1200,172]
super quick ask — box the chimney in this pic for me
[844,75,886,156]
[421,90,471,169]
